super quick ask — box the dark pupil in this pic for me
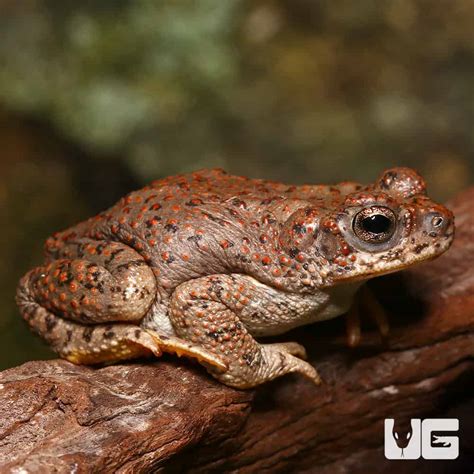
[361,214,391,234]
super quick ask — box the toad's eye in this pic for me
[353,206,396,243]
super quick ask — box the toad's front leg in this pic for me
[170,274,321,389]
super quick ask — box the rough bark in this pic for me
[1,189,473,474]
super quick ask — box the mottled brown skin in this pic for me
[16,168,454,388]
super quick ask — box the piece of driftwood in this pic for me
[1,189,473,474]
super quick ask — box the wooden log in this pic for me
[1,189,473,473]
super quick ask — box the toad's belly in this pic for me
[239,278,363,337]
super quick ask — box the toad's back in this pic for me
[45,168,357,292]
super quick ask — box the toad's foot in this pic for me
[219,341,320,389]
[346,284,390,347]
[17,297,162,365]
[67,328,227,370]
[266,341,308,359]
[145,330,227,372]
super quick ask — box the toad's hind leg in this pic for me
[16,294,227,368]
[18,303,163,364]
[16,287,228,368]
[16,239,162,363]
[17,239,227,370]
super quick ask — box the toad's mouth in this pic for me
[324,237,453,287]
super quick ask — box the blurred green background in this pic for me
[1,0,473,369]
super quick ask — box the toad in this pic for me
[17,168,454,388]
